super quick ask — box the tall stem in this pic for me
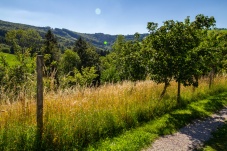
[177,81,181,105]
[209,67,215,89]
[160,81,169,99]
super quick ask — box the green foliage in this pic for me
[42,29,60,76]
[4,29,40,81]
[1,48,10,53]
[5,29,42,55]
[0,55,8,84]
[62,66,98,87]
[202,122,227,151]
[0,44,10,53]
[72,37,100,85]
[100,53,121,83]
[74,67,98,86]
[195,30,227,88]
[1,54,35,100]
[200,30,227,72]
[60,49,81,75]
[112,35,126,53]
[119,40,147,81]
[145,14,216,100]
[1,29,37,101]
[7,64,31,87]
[102,34,147,82]
[73,37,100,70]
[100,35,126,83]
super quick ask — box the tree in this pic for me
[42,29,60,77]
[73,37,87,68]
[6,29,42,61]
[146,14,216,102]
[73,37,99,69]
[119,33,147,81]
[198,30,227,88]
[73,67,98,86]
[5,29,42,78]
[100,52,121,83]
[0,55,8,85]
[143,31,173,98]
[73,37,101,85]
[112,35,126,53]
[4,29,41,95]
[60,49,81,75]
[101,34,147,83]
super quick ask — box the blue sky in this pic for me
[0,0,226,35]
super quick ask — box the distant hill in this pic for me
[0,20,149,51]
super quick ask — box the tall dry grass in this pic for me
[0,76,226,150]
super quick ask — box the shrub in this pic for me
[0,48,10,53]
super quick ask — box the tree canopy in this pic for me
[146,14,216,101]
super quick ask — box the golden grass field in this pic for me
[0,76,226,150]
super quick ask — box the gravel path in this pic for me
[143,106,227,151]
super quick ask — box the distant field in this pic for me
[0,52,34,67]
[0,52,19,66]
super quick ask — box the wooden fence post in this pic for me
[37,55,43,148]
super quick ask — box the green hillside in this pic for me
[0,20,148,51]
[0,52,18,66]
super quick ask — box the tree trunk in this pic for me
[160,81,169,99]
[192,86,196,93]
[193,75,199,93]
[177,81,181,105]
[209,67,215,89]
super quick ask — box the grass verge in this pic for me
[200,121,227,151]
[87,92,227,151]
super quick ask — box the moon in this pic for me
[95,8,101,15]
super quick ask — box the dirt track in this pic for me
[143,107,227,151]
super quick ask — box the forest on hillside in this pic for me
[0,20,148,53]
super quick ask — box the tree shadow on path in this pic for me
[165,93,227,150]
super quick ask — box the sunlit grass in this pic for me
[0,76,227,150]
[90,92,227,151]
[0,52,18,66]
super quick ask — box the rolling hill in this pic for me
[0,20,149,51]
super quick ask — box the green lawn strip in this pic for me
[0,52,18,66]
[87,92,227,151]
[0,52,34,68]
[200,121,227,151]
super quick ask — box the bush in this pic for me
[1,48,10,53]
[61,66,98,87]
